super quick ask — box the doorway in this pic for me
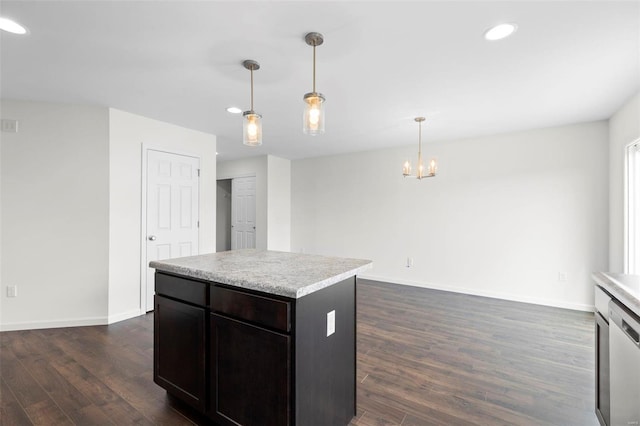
[216,179,232,252]
[216,176,256,251]
[231,176,257,250]
[142,148,200,312]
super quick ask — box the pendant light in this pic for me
[403,117,437,179]
[303,32,325,135]
[242,60,262,146]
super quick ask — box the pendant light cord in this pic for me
[418,120,422,159]
[313,44,317,93]
[250,68,254,112]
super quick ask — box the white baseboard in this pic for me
[359,274,595,312]
[108,309,145,325]
[0,316,108,332]
[0,309,146,332]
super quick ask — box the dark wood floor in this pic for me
[1,280,597,426]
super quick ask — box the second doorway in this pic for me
[216,176,256,251]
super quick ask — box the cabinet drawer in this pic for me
[155,273,207,307]
[210,286,291,333]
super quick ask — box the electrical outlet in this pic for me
[1,119,18,133]
[7,286,17,297]
[558,272,568,282]
[406,257,413,268]
[327,310,335,337]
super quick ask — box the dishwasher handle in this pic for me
[610,299,640,348]
[623,320,640,345]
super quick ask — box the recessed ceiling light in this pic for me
[484,23,517,41]
[0,17,28,35]
[226,106,242,114]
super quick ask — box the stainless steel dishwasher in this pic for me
[609,299,640,426]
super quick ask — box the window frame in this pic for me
[624,138,640,274]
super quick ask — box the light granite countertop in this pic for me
[149,249,373,299]
[593,272,640,317]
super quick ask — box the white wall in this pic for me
[108,108,217,322]
[608,91,640,272]
[1,100,110,329]
[0,102,217,331]
[267,155,291,251]
[292,121,609,311]
[217,156,268,250]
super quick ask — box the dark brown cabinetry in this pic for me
[154,294,206,411]
[153,271,356,426]
[210,314,291,425]
[595,310,610,426]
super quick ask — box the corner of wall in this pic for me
[267,155,292,252]
[108,109,217,320]
[1,100,110,330]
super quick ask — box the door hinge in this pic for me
[197,221,200,228]
[197,169,201,177]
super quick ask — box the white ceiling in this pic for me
[1,1,638,161]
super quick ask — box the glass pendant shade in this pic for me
[243,111,262,146]
[303,92,325,135]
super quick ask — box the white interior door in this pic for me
[231,176,256,250]
[145,149,200,311]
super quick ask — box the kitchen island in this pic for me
[150,250,372,426]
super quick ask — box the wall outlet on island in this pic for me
[7,285,17,297]
[406,257,414,268]
[326,310,335,337]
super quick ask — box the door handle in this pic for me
[148,235,157,241]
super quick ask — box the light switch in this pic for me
[327,310,335,337]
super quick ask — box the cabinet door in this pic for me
[154,295,206,411]
[210,313,290,426]
[595,311,610,426]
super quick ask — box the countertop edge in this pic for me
[592,272,640,318]
[150,259,373,299]
[294,263,373,298]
